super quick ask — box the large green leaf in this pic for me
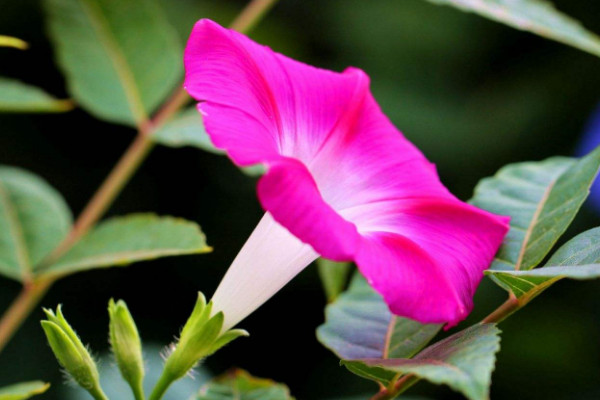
[44,0,182,126]
[0,167,72,282]
[37,214,211,278]
[423,0,600,58]
[195,370,293,400]
[343,324,501,400]
[487,227,600,303]
[317,274,441,386]
[316,258,352,302]
[0,381,50,400]
[470,147,600,272]
[0,78,73,113]
[152,107,265,176]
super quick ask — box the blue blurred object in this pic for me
[577,102,600,214]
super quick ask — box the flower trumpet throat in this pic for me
[185,19,510,329]
[41,306,107,400]
[149,293,248,400]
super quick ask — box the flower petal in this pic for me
[354,199,509,326]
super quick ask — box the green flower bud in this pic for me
[108,299,145,400]
[41,305,107,400]
[148,293,248,400]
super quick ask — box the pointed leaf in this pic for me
[343,324,501,400]
[0,167,72,282]
[0,381,50,400]
[317,274,441,386]
[487,227,600,303]
[423,0,600,58]
[44,0,182,126]
[316,258,352,302]
[471,147,600,271]
[195,369,293,400]
[0,78,73,113]
[37,214,211,278]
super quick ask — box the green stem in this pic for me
[132,381,146,400]
[229,0,279,33]
[89,386,110,400]
[481,293,521,324]
[148,371,175,400]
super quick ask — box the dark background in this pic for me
[1,0,600,399]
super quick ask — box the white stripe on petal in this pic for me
[211,212,318,331]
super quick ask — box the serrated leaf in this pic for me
[487,227,600,303]
[0,35,28,50]
[471,147,600,271]
[44,0,182,126]
[0,77,73,113]
[152,107,265,177]
[0,167,72,282]
[195,369,293,400]
[0,381,50,400]
[317,274,441,386]
[316,258,352,302]
[344,324,501,400]
[423,0,600,58]
[37,214,211,278]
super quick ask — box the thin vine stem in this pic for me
[0,0,280,357]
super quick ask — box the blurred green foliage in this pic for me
[1,0,600,399]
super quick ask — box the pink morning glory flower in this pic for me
[184,19,510,331]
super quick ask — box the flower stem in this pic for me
[230,0,279,33]
[481,293,520,324]
[147,371,174,400]
[0,279,53,354]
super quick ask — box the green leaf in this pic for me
[0,77,73,113]
[316,258,352,302]
[38,214,211,278]
[152,107,221,153]
[487,227,600,303]
[0,167,72,282]
[0,382,50,400]
[423,0,600,58]
[317,274,441,386]
[44,0,182,126]
[195,369,293,400]
[0,35,28,50]
[470,147,600,272]
[152,107,265,177]
[343,324,501,400]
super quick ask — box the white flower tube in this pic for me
[211,213,319,331]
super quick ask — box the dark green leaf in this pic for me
[471,147,600,271]
[0,78,73,113]
[0,167,72,282]
[0,381,50,400]
[486,227,600,302]
[423,0,600,58]
[317,274,441,386]
[196,369,293,400]
[316,258,352,302]
[343,324,501,400]
[44,0,182,126]
[38,214,211,278]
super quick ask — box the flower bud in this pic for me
[108,299,145,400]
[41,306,107,400]
[148,293,247,400]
